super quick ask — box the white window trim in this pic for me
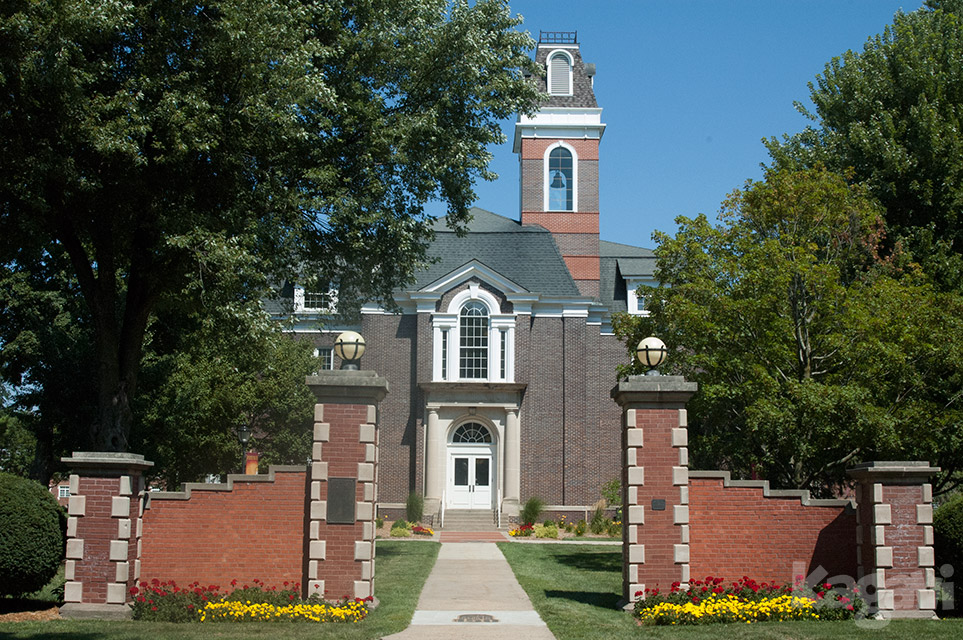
[543,141,578,213]
[294,285,338,314]
[546,49,574,96]
[626,278,656,316]
[313,347,335,370]
[432,285,515,383]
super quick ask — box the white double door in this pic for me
[447,448,494,510]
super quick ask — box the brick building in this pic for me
[276,33,655,520]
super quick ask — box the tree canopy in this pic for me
[614,168,963,496]
[0,0,542,458]
[765,0,963,289]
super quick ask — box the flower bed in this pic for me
[129,578,369,623]
[634,576,864,625]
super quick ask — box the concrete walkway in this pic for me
[382,542,556,640]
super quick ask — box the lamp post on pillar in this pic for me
[305,331,388,604]
[612,337,697,609]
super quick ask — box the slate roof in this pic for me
[414,207,581,297]
[533,42,598,109]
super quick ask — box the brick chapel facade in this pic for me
[275,33,656,519]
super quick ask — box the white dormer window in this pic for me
[626,278,655,316]
[433,286,515,383]
[314,347,334,371]
[294,284,338,314]
[547,50,573,96]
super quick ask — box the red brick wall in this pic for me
[140,469,307,590]
[688,475,857,586]
[885,484,927,611]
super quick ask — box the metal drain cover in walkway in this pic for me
[454,614,498,623]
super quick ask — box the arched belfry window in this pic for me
[459,301,488,379]
[548,147,573,211]
[452,422,492,443]
[548,52,572,95]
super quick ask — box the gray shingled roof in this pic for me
[414,207,581,296]
[534,43,598,109]
[599,240,657,312]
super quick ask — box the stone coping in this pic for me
[847,461,940,482]
[611,375,698,406]
[688,470,855,508]
[146,465,307,503]
[306,370,389,403]
[61,451,154,473]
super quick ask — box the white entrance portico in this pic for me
[420,382,525,516]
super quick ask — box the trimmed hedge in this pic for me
[935,492,963,576]
[0,472,65,596]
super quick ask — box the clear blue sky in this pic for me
[448,0,924,249]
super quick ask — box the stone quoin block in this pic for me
[67,496,86,517]
[628,505,644,525]
[679,486,689,505]
[872,483,884,503]
[875,546,893,568]
[672,467,688,486]
[923,484,933,503]
[626,428,643,448]
[313,404,324,422]
[671,428,687,447]
[628,486,638,504]
[918,546,935,567]
[917,504,933,524]
[66,517,78,537]
[115,562,130,583]
[109,540,129,562]
[311,461,328,481]
[628,467,645,486]
[359,424,376,443]
[874,504,892,525]
[678,409,688,427]
[625,409,637,428]
[68,474,80,495]
[678,448,688,466]
[64,582,82,603]
[629,544,645,564]
[918,589,936,610]
[310,501,327,520]
[354,581,371,599]
[877,589,895,610]
[312,442,323,461]
[356,501,374,521]
[65,539,84,560]
[311,481,321,501]
[117,518,131,539]
[673,505,689,525]
[119,476,132,496]
[627,448,637,467]
[357,462,374,482]
[674,544,690,564]
[313,421,330,442]
[309,541,326,560]
[64,561,75,581]
[110,496,130,518]
[872,525,885,545]
[354,541,372,561]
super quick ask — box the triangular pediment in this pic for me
[419,260,529,296]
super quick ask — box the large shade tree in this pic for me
[614,168,963,496]
[0,0,541,454]
[766,0,963,289]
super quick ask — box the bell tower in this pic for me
[515,31,605,298]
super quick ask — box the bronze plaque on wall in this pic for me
[327,477,357,524]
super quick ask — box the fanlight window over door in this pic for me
[452,422,493,443]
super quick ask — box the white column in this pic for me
[425,409,445,506]
[504,409,521,504]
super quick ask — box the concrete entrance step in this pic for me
[442,509,500,531]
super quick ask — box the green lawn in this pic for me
[0,540,439,640]
[497,542,963,640]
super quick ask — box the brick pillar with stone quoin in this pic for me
[305,368,388,603]
[59,452,153,617]
[612,370,697,607]
[848,461,940,619]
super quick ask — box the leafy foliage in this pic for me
[0,472,64,597]
[766,0,963,289]
[405,492,424,524]
[935,493,963,575]
[0,0,541,452]
[615,168,963,495]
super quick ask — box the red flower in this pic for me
[129,587,139,595]
[151,606,157,611]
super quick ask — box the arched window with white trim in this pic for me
[548,146,573,211]
[432,287,515,383]
[459,301,489,379]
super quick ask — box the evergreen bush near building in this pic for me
[935,493,963,576]
[406,492,424,524]
[520,497,544,526]
[0,472,65,596]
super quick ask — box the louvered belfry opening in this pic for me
[549,52,571,95]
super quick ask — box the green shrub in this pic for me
[574,519,587,536]
[606,520,622,538]
[589,506,607,535]
[543,520,556,527]
[0,472,65,597]
[534,523,558,539]
[601,477,621,507]
[405,492,424,523]
[390,519,412,537]
[935,492,963,575]
[520,497,544,526]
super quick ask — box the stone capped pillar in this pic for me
[59,452,153,617]
[848,461,940,619]
[611,375,697,607]
[305,370,388,603]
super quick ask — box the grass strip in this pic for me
[497,541,963,640]
[0,539,438,640]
